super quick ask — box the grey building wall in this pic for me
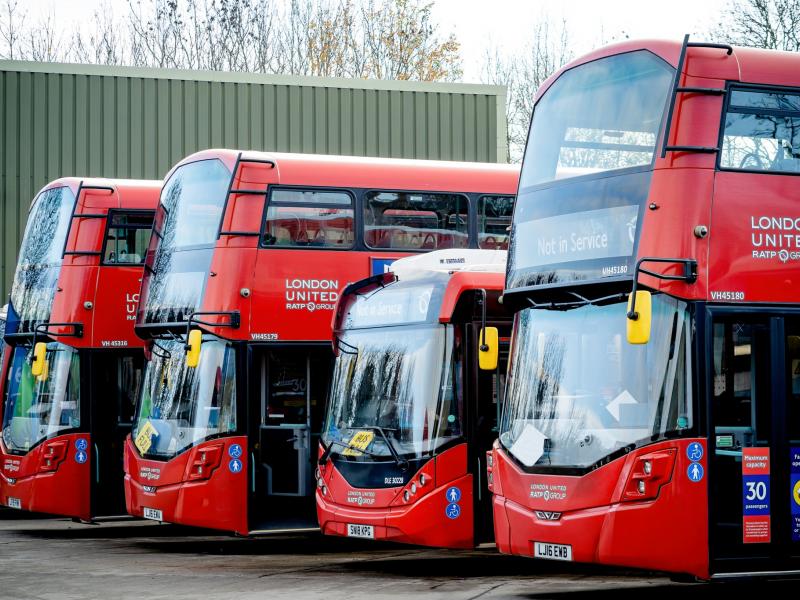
[0,61,508,301]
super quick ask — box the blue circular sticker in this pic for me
[228,444,243,459]
[229,458,243,474]
[445,486,461,503]
[687,462,704,483]
[75,450,88,464]
[445,503,461,519]
[686,442,704,462]
[75,438,88,451]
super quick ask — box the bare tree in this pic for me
[482,18,572,162]
[25,10,66,62]
[711,0,800,51]
[0,0,24,59]
[361,0,461,81]
[0,0,462,82]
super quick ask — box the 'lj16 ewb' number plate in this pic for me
[347,524,374,539]
[533,542,572,561]
[7,497,21,509]
[143,507,163,521]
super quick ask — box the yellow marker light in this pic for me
[30,342,47,377]
[479,327,499,371]
[626,291,652,345]
[186,329,202,368]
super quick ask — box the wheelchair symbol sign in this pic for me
[686,442,703,462]
[445,503,461,519]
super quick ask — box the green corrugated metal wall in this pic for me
[0,61,508,301]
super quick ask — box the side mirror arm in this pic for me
[627,257,698,318]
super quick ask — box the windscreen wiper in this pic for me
[527,291,626,311]
[318,438,382,465]
[359,426,409,472]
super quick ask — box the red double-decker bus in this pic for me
[125,150,518,535]
[489,36,800,579]
[316,249,512,548]
[0,178,158,520]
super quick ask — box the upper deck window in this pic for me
[262,189,354,249]
[103,211,154,265]
[10,186,76,330]
[364,192,469,251]
[478,195,515,250]
[720,88,800,174]
[520,51,673,188]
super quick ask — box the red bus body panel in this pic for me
[0,178,160,520]
[124,436,249,534]
[490,439,709,579]
[317,444,474,548]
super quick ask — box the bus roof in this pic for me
[33,177,162,214]
[168,149,519,194]
[537,38,800,102]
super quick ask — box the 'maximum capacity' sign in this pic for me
[742,447,771,544]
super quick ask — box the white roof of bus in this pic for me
[389,249,507,279]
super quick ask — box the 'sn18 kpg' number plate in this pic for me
[534,542,572,561]
[143,507,163,521]
[7,497,21,509]
[347,524,374,539]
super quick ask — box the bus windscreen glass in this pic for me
[499,296,692,470]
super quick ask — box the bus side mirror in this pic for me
[627,291,652,345]
[186,329,202,368]
[31,342,47,377]
[479,327,499,371]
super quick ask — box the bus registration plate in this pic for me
[143,507,163,521]
[7,497,21,509]
[534,542,572,561]
[347,524,374,539]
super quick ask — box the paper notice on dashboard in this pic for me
[509,424,548,467]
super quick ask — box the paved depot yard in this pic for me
[0,513,797,599]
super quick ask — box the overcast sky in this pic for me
[25,0,730,82]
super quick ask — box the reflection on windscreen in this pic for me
[143,159,230,323]
[500,297,691,469]
[520,51,673,188]
[11,187,75,332]
[323,324,462,459]
[133,339,236,458]
[2,344,80,452]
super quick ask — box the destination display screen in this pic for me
[507,169,651,289]
[341,279,445,330]
[515,205,638,269]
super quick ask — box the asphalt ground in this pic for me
[0,512,798,599]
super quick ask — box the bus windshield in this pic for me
[519,50,673,189]
[499,296,691,470]
[10,187,75,332]
[2,343,81,453]
[322,324,462,460]
[141,159,231,324]
[133,338,236,459]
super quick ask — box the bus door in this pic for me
[709,312,800,574]
[90,351,143,516]
[250,345,331,528]
[467,321,510,543]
